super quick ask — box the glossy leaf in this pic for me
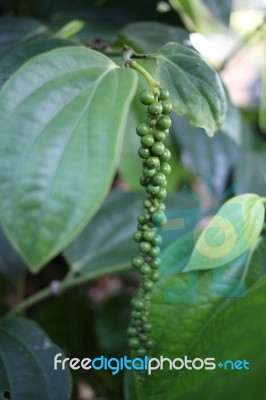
[0,317,71,400]
[244,237,266,288]
[184,194,265,271]
[0,47,137,271]
[0,17,47,57]
[155,43,226,136]
[119,22,190,53]
[0,228,26,279]
[235,151,266,197]
[0,38,76,87]
[64,191,144,273]
[136,272,266,400]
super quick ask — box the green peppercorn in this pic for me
[132,256,144,268]
[131,310,142,319]
[140,176,149,187]
[144,200,152,208]
[160,162,171,175]
[139,333,148,342]
[143,323,152,332]
[129,337,140,349]
[154,130,166,142]
[147,118,157,127]
[143,280,154,292]
[146,156,160,168]
[157,115,171,130]
[148,102,163,115]
[162,100,172,114]
[138,213,147,224]
[151,271,160,282]
[140,264,151,275]
[136,123,150,136]
[151,142,165,156]
[160,148,171,162]
[150,258,161,269]
[143,167,156,178]
[141,134,154,148]
[131,319,142,327]
[143,229,155,241]
[127,327,138,336]
[146,339,155,349]
[133,230,142,242]
[149,246,160,258]
[159,203,166,211]
[152,172,166,186]
[140,89,155,105]
[147,184,160,194]
[159,88,170,101]
[156,187,167,200]
[151,211,167,227]
[139,241,151,253]
[134,299,145,311]
[153,234,162,246]
[137,347,147,357]
[138,147,150,159]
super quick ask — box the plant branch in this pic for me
[4,262,130,318]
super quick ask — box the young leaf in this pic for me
[0,47,137,272]
[155,42,226,136]
[184,194,265,272]
[0,317,71,400]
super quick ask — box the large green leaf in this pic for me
[184,194,265,271]
[0,38,76,87]
[0,228,26,280]
[0,317,71,400]
[135,273,266,400]
[119,22,190,53]
[0,47,137,272]
[64,191,144,273]
[155,43,226,136]
[244,237,266,288]
[235,151,266,197]
[0,17,47,57]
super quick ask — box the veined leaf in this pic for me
[0,38,76,87]
[0,47,137,271]
[155,42,226,136]
[0,317,71,400]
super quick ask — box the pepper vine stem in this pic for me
[123,45,158,88]
[3,262,130,319]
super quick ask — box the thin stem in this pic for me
[128,60,158,88]
[4,262,130,318]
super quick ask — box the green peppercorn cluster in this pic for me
[128,86,172,357]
